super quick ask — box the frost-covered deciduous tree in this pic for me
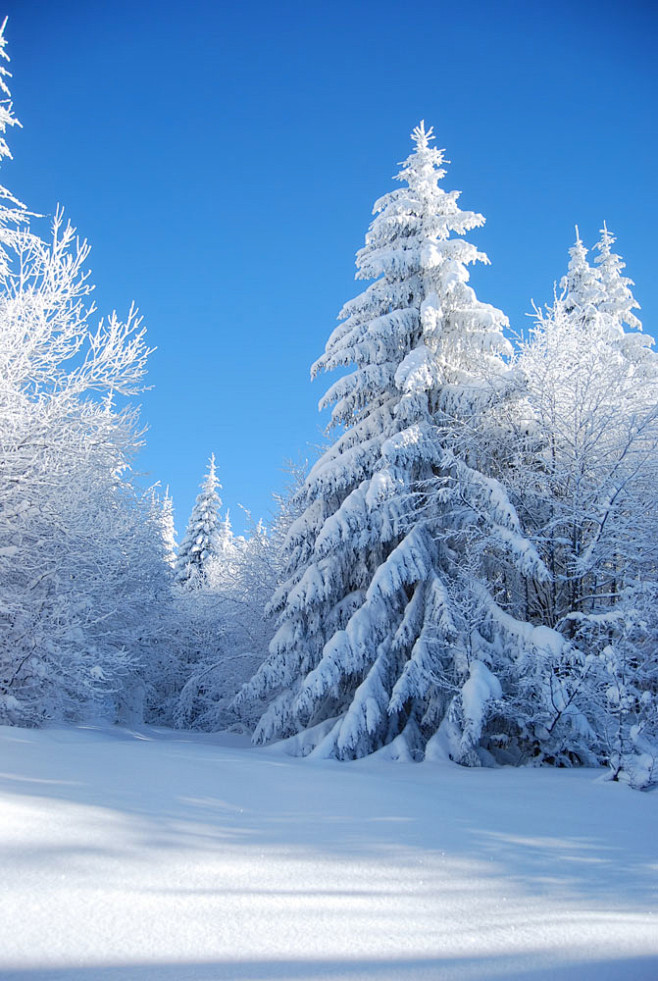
[175,454,222,585]
[237,124,546,761]
[0,18,28,271]
[513,229,658,782]
[0,218,164,724]
[0,27,168,726]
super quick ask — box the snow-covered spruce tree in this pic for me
[237,124,547,761]
[512,230,658,781]
[175,454,222,585]
[592,224,641,331]
[560,229,600,320]
[592,222,655,374]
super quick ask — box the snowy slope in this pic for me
[0,725,656,981]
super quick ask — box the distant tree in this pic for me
[560,228,600,318]
[178,462,308,732]
[592,222,641,332]
[175,454,222,585]
[160,487,178,569]
[236,124,545,761]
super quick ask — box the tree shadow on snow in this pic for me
[0,724,656,912]
[2,953,658,981]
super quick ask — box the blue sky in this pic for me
[4,0,657,535]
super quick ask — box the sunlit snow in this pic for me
[0,725,656,980]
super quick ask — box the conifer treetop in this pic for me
[410,120,435,151]
[560,228,600,318]
[175,453,223,585]
[593,221,642,333]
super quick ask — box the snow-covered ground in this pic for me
[0,725,656,981]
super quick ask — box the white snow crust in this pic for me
[0,724,656,980]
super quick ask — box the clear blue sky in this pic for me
[4,0,657,535]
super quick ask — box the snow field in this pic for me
[0,724,656,980]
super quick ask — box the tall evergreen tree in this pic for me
[237,124,545,761]
[175,454,222,585]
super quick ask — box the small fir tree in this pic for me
[593,222,641,332]
[560,228,600,319]
[175,455,222,585]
